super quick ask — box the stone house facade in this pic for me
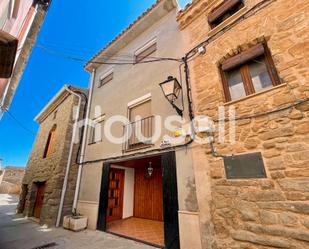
[177,0,309,248]
[17,85,87,226]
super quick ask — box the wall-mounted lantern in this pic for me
[159,76,183,116]
[145,162,154,178]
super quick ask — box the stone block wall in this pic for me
[0,166,25,194]
[18,93,86,226]
[178,0,309,248]
[0,166,4,184]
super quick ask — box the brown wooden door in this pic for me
[33,183,46,218]
[107,168,125,222]
[134,167,163,221]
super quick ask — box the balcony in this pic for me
[123,116,154,152]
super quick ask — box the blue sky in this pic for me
[0,0,191,167]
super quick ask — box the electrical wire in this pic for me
[5,110,36,136]
[185,0,276,60]
[35,44,182,65]
[80,57,196,166]
[38,41,182,61]
[213,98,309,123]
[10,0,299,161]
[36,43,135,61]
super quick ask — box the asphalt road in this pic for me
[0,194,157,249]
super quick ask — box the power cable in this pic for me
[37,43,134,61]
[5,110,36,136]
[35,44,182,65]
[185,0,275,60]
[38,41,180,61]
[213,98,309,122]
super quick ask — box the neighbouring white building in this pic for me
[0,0,51,119]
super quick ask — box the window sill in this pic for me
[88,141,102,146]
[123,144,154,153]
[224,83,287,106]
[207,7,248,38]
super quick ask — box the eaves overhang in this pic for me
[34,85,87,124]
[85,0,179,72]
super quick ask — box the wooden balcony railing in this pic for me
[123,116,154,151]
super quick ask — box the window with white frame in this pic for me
[0,0,20,28]
[135,38,157,63]
[89,114,105,144]
[124,94,153,150]
[98,71,113,88]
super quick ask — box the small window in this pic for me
[89,115,104,144]
[223,152,267,179]
[208,0,244,28]
[12,0,20,19]
[220,42,281,102]
[99,72,113,88]
[135,42,157,63]
[8,0,20,19]
[43,125,57,158]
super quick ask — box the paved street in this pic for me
[0,194,157,249]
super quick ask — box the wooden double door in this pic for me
[106,167,163,222]
[134,167,163,221]
[33,182,46,218]
[98,152,180,249]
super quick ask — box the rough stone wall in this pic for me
[0,166,25,194]
[18,94,85,226]
[0,166,4,185]
[178,0,309,248]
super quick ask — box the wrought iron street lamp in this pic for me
[159,76,183,116]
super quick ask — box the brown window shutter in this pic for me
[135,43,157,63]
[208,0,242,24]
[221,43,265,71]
[129,100,151,122]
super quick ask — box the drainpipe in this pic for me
[72,68,96,211]
[56,85,82,227]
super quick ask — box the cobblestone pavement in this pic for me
[0,194,157,249]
